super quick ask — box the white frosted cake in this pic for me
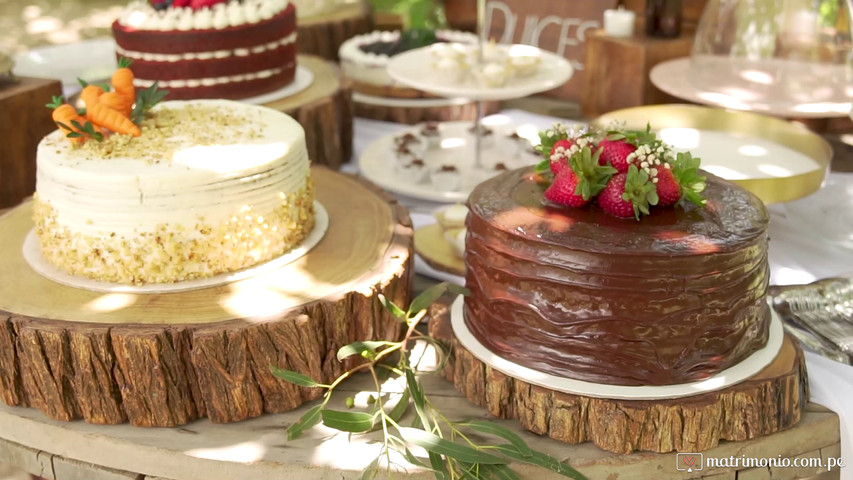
[34,99,314,284]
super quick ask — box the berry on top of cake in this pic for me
[535,123,707,219]
[112,0,297,100]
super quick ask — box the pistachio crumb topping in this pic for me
[75,105,262,163]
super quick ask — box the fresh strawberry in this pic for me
[655,168,681,206]
[189,0,224,9]
[548,139,573,175]
[597,137,636,173]
[545,170,588,207]
[598,173,634,218]
[172,0,191,6]
[598,165,659,219]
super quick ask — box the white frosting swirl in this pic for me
[119,0,291,31]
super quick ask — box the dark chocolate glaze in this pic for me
[464,167,770,386]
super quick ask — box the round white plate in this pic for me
[353,92,476,108]
[387,44,573,101]
[650,57,853,118]
[358,121,542,203]
[23,201,329,294]
[243,65,314,105]
[14,38,116,91]
[450,295,784,400]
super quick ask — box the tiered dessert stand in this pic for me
[358,39,571,277]
[0,168,412,427]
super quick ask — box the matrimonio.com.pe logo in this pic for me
[676,452,846,474]
[676,453,703,473]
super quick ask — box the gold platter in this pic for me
[592,104,831,205]
[414,224,465,277]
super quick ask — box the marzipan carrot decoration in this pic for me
[80,84,104,110]
[112,57,135,117]
[100,92,129,116]
[46,96,104,143]
[87,101,141,137]
[80,84,141,137]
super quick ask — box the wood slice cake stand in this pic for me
[354,89,501,125]
[0,168,412,428]
[428,299,809,455]
[297,0,372,61]
[264,56,353,170]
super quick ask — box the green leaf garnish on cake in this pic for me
[538,123,707,219]
[130,82,170,125]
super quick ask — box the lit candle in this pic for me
[604,6,636,38]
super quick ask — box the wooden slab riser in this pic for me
[429,302,808,455]
[441,342,807,454]
[297,3,372,61]
[0,267,410,427]
[0,172,414,427]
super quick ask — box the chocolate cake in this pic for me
[464,167,771,386]
[112,0,297,100]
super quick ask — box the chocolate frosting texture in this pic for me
[464,167,770,386]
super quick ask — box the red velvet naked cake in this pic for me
[112,0,297,100]
[464,125,771,386]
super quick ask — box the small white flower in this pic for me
[641,161,649,168]
[650,168,658,175]
[652,177,659,184]
[664,163,672,170]
[647,154,656,162]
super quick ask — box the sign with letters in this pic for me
[485,0,618,101]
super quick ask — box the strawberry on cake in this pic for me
[464,124,770,386]
[112,0,297,100]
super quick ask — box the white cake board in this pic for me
[242,65,315,105]
[450,295,785,400]
[387,44,574,101]
[358,121,542,203]
[22,201,329,294]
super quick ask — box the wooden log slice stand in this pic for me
[0,168,413,428]
[296,0,372,61]
[428,298,809,455]
[264,55,353,170]
[354,89,501,124]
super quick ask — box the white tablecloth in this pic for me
[348,111,853,478]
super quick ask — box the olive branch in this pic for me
[271,282,587,480]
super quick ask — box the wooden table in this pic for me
[0,374,842,480]
[0,283,841,479]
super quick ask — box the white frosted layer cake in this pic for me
[34,99,314,285]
